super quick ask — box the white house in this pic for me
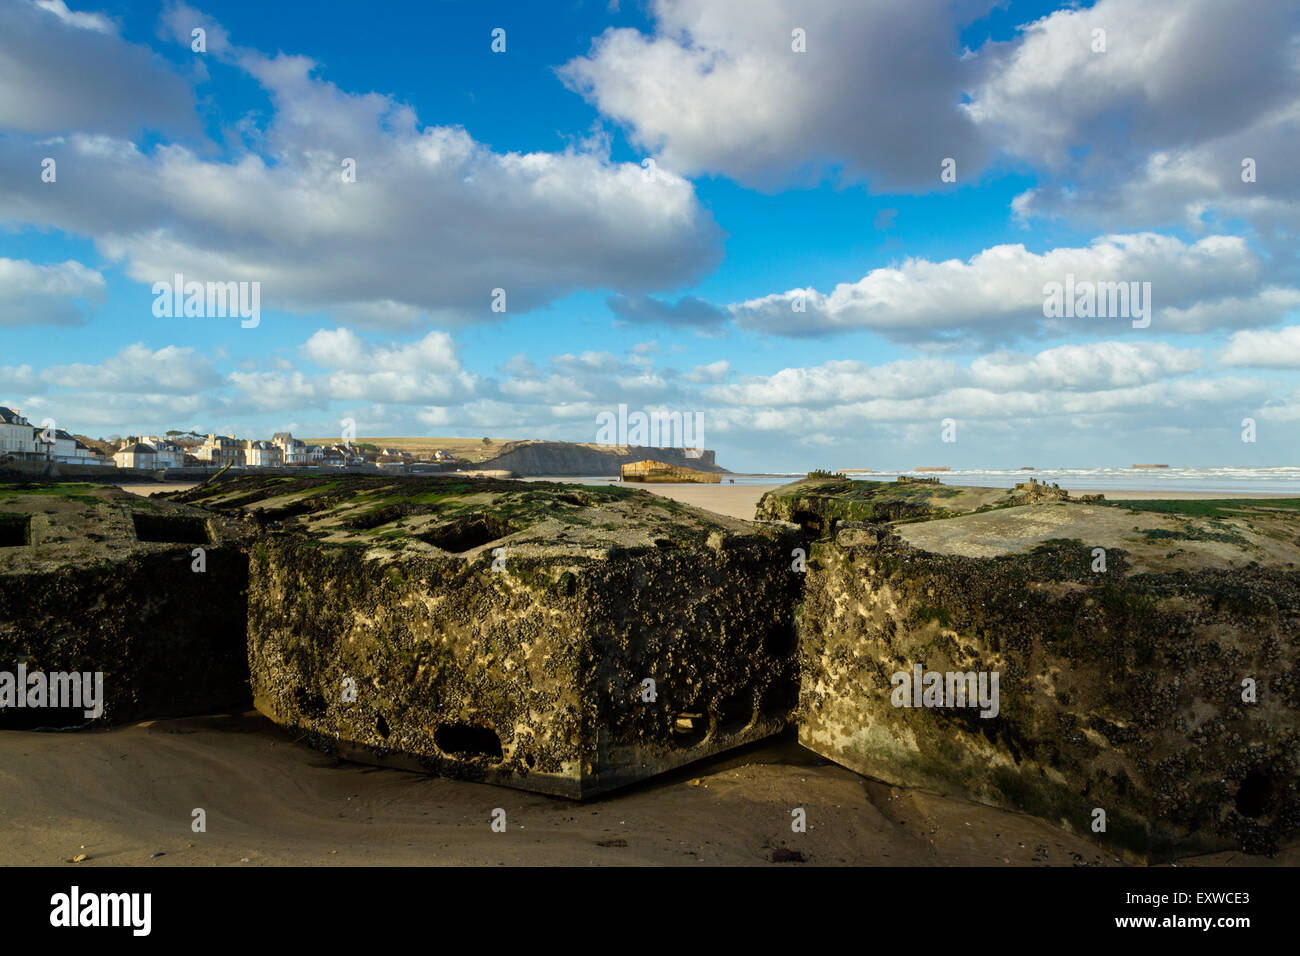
[31,427,53,460]
[70,439,113,466]
[45,428,110,465]
[50,429,82,460]
[0,407,37,456]
[141,437,185,469]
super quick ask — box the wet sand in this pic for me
[1,713,1286,867]
[119,482,199,496]
[634,483,782,519]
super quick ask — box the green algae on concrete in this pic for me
[754,476,1030,532]
[794,492,1300,860]
[172,474,804,798]
[0,483,254,727]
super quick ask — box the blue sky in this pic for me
[1,0,1298,471]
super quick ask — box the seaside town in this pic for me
[0,405,458,472]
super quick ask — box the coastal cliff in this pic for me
[476,440,726,477]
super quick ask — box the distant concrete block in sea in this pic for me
[1132,463,1171,468]
[914,466,950,472]
[620,459,720,483]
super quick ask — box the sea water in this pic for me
[548,466,1300,495]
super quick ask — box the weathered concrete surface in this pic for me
[755,476,1025,532]
[621,459,721,483]
[173,474,802,798]
[0,483,253,727]
[795,495,1300,860]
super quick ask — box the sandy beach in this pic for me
[2,712,1288,867]
[634,483,782,518]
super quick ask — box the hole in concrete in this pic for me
[344,504,405,531]
[760,676,800,717]
[434,723,503,759]
[1236,769,1279,819]
[763,624,797,657]
[294,687,327,719]
[523,754,536,769]
[131,512,210,544]
[791,510,823,534]
[0,514,31,547]
[714,690,753,735]
[419,515,510,553]
[376,714,390,738]
[670,710,708,748]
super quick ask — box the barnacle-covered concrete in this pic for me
[790,491,1300,860]
[175,474,803,797]
[0,483,253,727]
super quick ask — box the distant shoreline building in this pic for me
[273,432,307,465]
[113,442,157,469]
[245,440,284,468]
[2,415,398,472]
[2,409,111,467]
[0,407,37,457]
[197,434,245,468]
